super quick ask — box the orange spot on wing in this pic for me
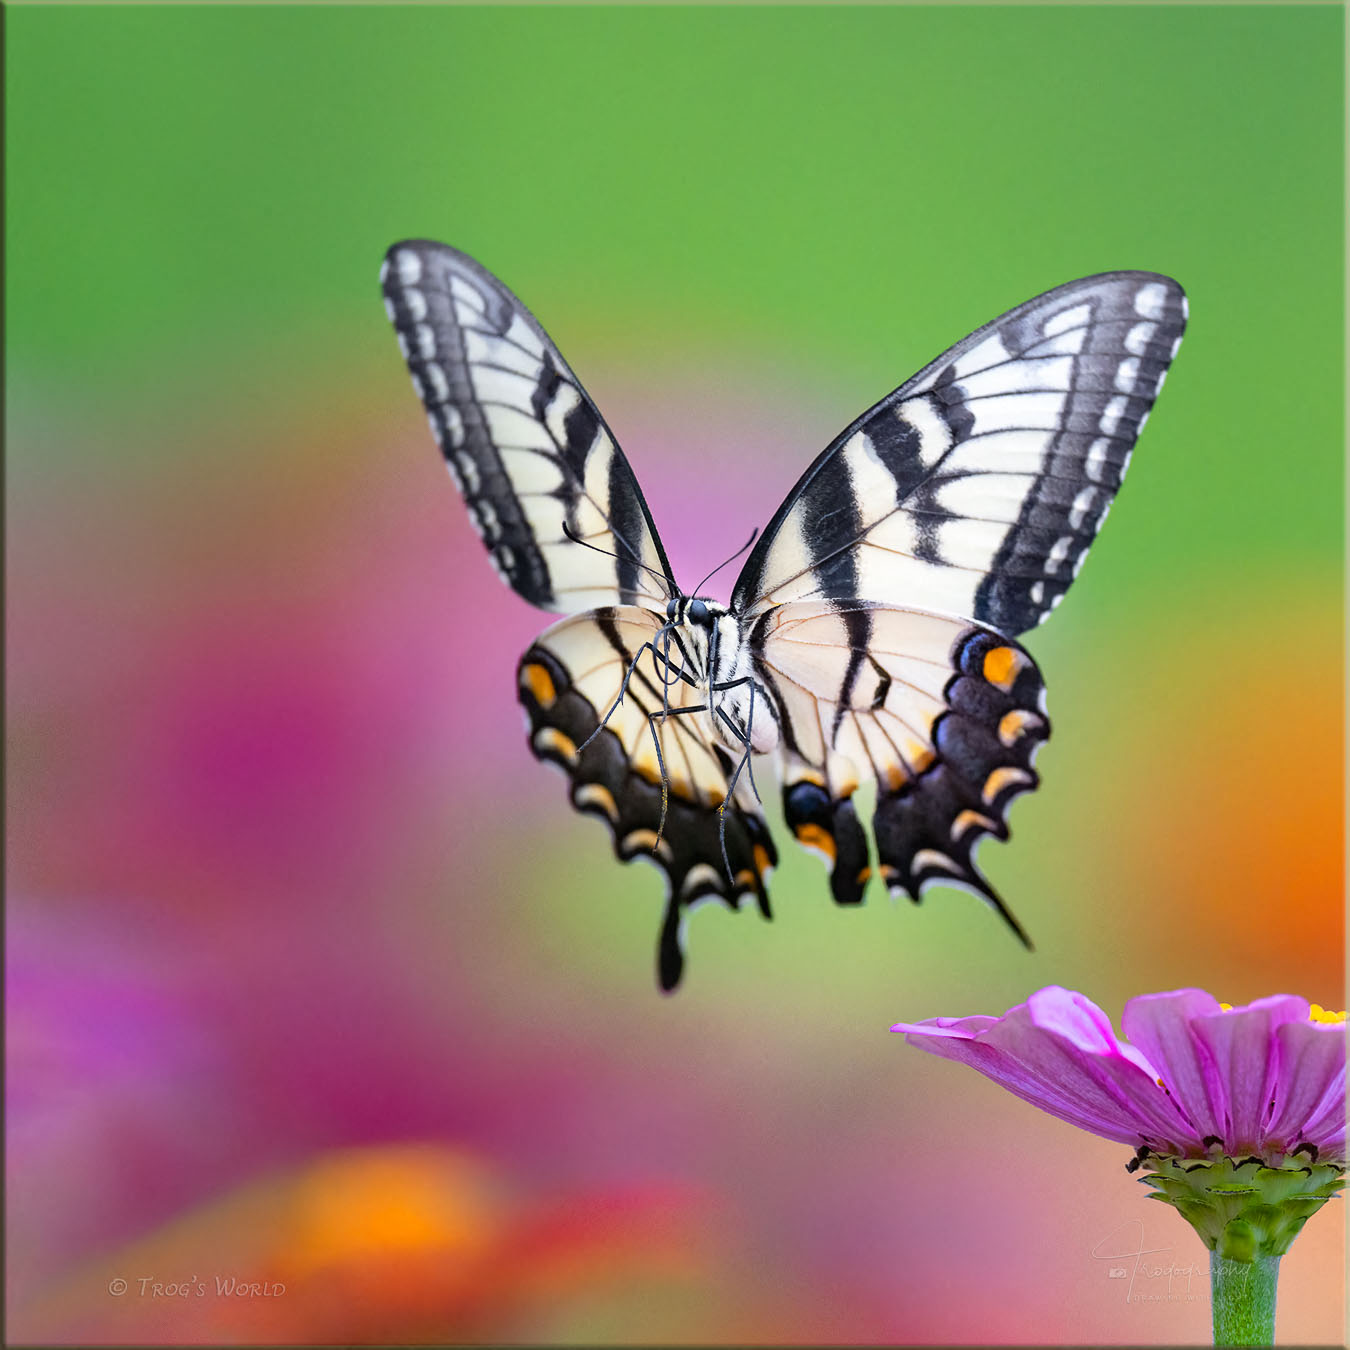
[952,808,996,841]
[997,709,1039,746]
[983,645,1021,690]
[794,823,837,863]
[982,765,1032,804]
[532,727,578,766]
[631,756,663,787]
[519,662,557,709]
[573,783,618,822]
[622,829,673,863]
[898,741,935,776]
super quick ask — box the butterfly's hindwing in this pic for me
[731,273,1186,634]
[872,628,1047,938]
[382,241,675,613]
[752,602,1048,937]
[517,608,777,991]
[780,761,871,906]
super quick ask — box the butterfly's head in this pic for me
[667,595,722,630]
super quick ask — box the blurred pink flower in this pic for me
[893,986,1346,1161]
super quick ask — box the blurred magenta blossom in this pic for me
[893,986,1346,1161]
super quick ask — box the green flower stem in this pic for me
[1210,1252,1279,1347]
[1135,1151,1344,1347]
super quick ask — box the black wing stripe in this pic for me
[731,272,1186,634]
[382,241,676,613]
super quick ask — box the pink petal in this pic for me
[1310,1119,1346,1158]
[1121,989,1226,1141]
[1189,996,1308,1151]
[897,1024,1143,1144]
[1266,1018,1347,1157]
[890,1014,1003,1040]
[895,988,1203,1150]
[989,993,1203,1148]
[1024,986,1121,1054]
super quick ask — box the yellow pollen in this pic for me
[1309,1003,1347,1024]
[1219,1002,1232,1011]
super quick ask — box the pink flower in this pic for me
[892,986,1346,1162]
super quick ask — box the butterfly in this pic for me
[381,241,1185,991]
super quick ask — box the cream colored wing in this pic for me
[518,606,776,991]
[383,241,676,612]
[752,600,1049,941]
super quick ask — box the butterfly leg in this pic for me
[712,677,764,804]
[574,642,655,754]
[713,723,752,883]
[659,627,674,721]
[708,675,765,882]
[577,628,685,755]
[657,625,695,721]
[643,702,708,851]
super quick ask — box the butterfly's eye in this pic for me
[666,597,678,621]
[688,598,710,626]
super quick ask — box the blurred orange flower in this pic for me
[17,1144,708,1345]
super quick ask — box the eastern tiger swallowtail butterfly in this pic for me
[380,241,1185,991]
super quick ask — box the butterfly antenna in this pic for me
[691,528,759,597]
[561,521,674,593]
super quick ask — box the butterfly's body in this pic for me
[649,598,774,756]
[381,241,1186,990]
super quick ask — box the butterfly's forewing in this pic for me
[731,273,1186,633]
[517,608,777,990]
[382,241,676,613]
[751,601,1048,938]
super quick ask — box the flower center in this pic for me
[1214,998,1344,1023]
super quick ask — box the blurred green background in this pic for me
[8,5,1343,1345]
